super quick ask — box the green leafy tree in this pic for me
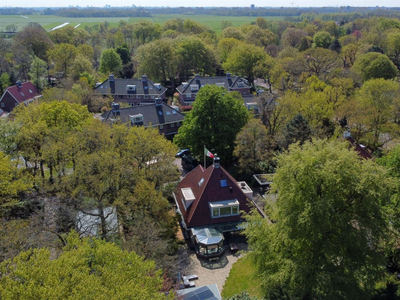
[280,113,312,149]
[353,52,398,81]
[135,38,178,83]
[245,140,392,299]
[0,119,21,156]
[387,31,400,70]
[132,20,162,46]
[313,31,333,48]
[28,56,47,90]
[174,85,250,163]
[0,152,32,216]
[223,43,267,86]
[233,119,274,174]
[176,36,216,79]
[47,43,78,77]
[0,231,173,299]
[354,78,400,150]
[0,72,10,95]
[99,48,123,75]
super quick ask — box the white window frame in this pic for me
[209,199,240,218]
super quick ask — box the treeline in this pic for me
[0,8,39,15]
[43,7,151,18]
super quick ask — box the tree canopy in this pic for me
[174,85,250,163]
[245,140,392,299]
[0,231,173,300]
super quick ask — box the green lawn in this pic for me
[222,255,264,299]
[0,14,283,34]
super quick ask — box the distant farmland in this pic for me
[0,14,283,34]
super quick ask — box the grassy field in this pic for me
[0,14,283,34]
[221,255,264,299]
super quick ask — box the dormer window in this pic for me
[237,82,244,87]
[126,85,136,92]
[129,113,143,124]
[209,199,240,218]
[190,84,199,92]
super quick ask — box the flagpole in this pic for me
[204,145,206,169]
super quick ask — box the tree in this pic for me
[132,20,162,46]
[176,36,216,79]
[0,152,32,216]
[313,31,333,48]
[14,26,53,60]
[301,48,340,81]
[233,119,274,174]
[223,43,267,86]
[0,231,173,299]
[70,55,94,81]
[280,113,312,149]
[28,56,47,90]
[245,140,392,299]
[387,31,400,70]
[353,52,398,81]
[99,48,123,75]
[0,72,10,96]
[135,39,178,83]
[47,43,78,77]
[174,85,250,163]
[354,78,400,150]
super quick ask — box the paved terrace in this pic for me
[177,243,248,293]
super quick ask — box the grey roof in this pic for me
[101,102,185,127]
[177,284,221,300]
[94,77,167,96]
[176,75,251,94]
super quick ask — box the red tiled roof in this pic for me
[5,82,40,103]
[174,163,252,228]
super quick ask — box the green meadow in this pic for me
[0,14,283,34]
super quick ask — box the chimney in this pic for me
[213,156,220,168]
[16,80,22,90]
[195,74,200,80]
[141,75,148,83]
[226,73,231,79]
[109,75,115,94]
[155,97,162,106]
[343,130,351,138]
[111,102,120,117]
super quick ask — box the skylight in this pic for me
[172,110,177,114]
[158,111,163,116]
[198,178,204,186]
[166,111,171,115]
[220,179,227,187]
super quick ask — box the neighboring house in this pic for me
[94,75,167,106]
[177,284,222,300]
[176,73,252,107]
[0,81,41,113]
[100,99,185,138]
[173,156,259,259]
[343,130,372,160]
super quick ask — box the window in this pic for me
[220,179,227,187]
[209,200,240,218]
[186,93,192,98]
[129,95,134,99]
[159,125,163,129]
[137,95,140,99]
[170,123,175,128]
[151,95,155,99]
[144,95,148,99]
